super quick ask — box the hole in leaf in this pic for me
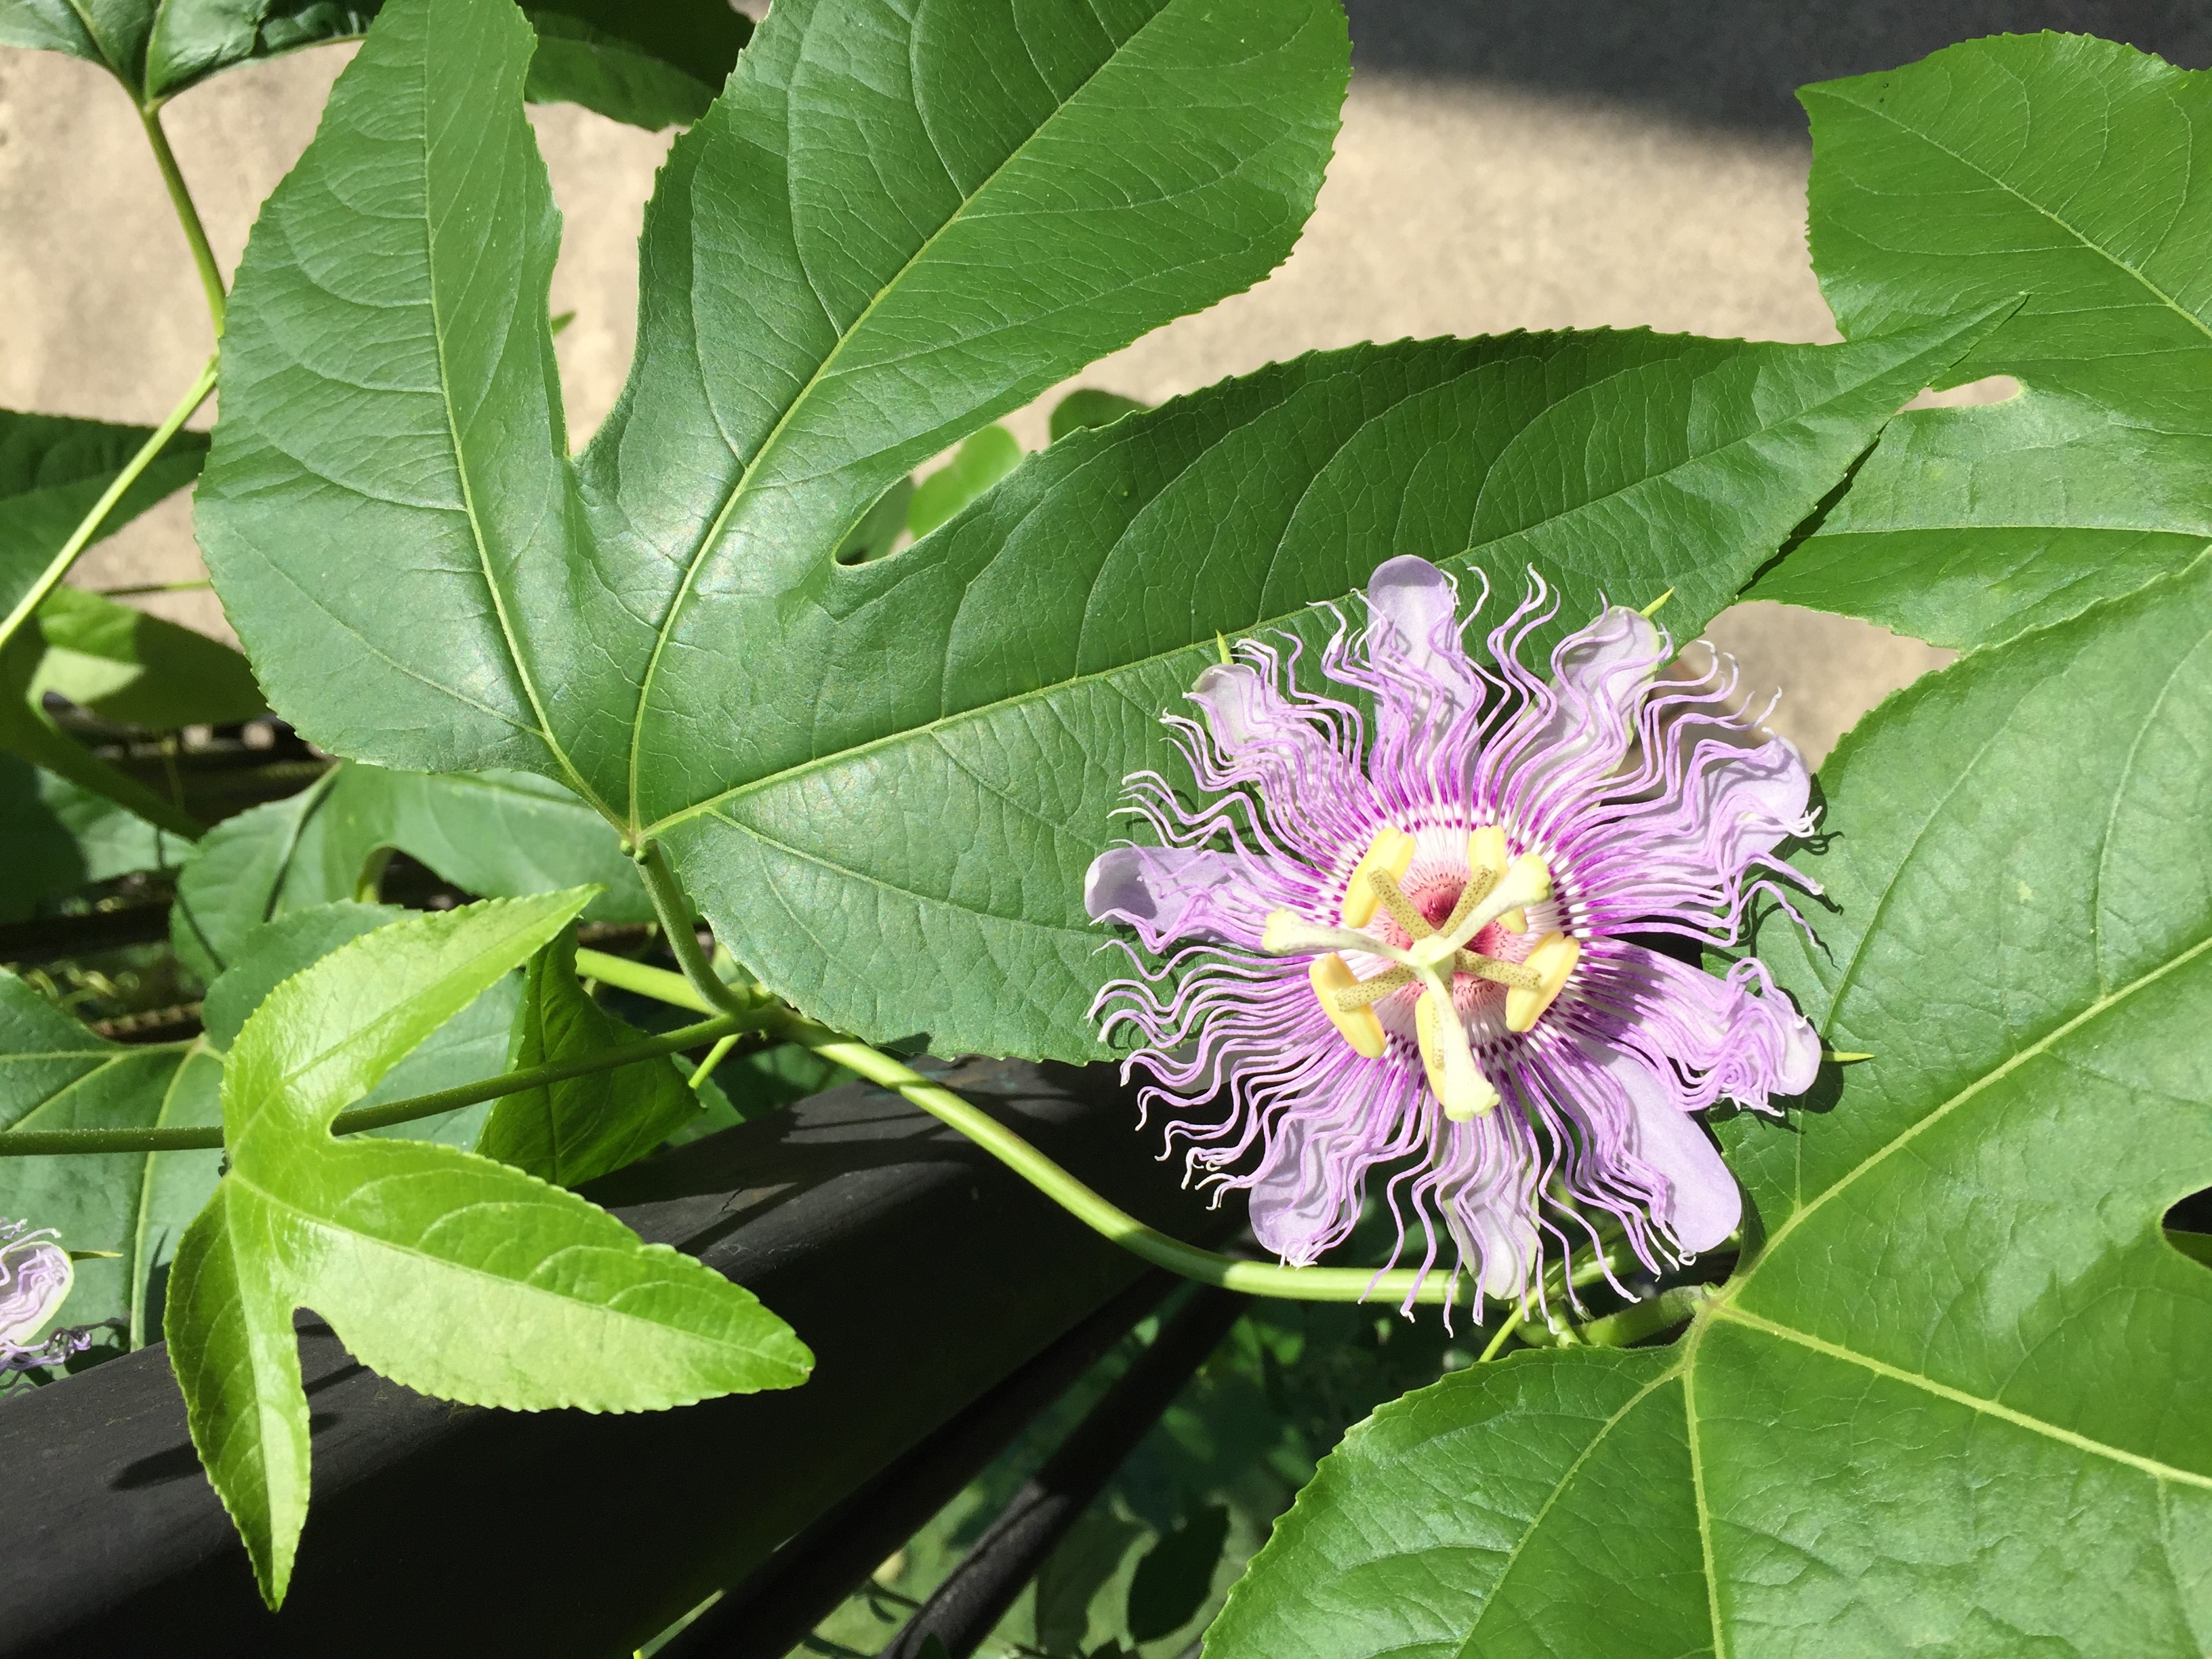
[1903,374,2022,410]
[2163,1189,2212,1269]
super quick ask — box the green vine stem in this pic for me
[575,947,715,1012]
[579,943,1645,1313]
[766,1006,1470,1305]
[634,842,751,1015]
[138,103,226,332]
[0,1008,757,1156]
[0,353,218,657]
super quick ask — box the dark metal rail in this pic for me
[0,1059,1231,1658]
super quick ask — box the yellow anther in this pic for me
[1340,827,1417,928]
[1465,825,1528,933]
[1416,987,1501,1120]
[1504,932,1581,1033]
[1309,954,1387,1058]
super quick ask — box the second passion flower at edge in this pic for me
[1083,556,1821,1315]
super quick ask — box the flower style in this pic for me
[1085,556,1820,1310]
[1,1218,100,1374]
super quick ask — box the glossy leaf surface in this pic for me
[167,894,811,1605]
[0,904,527,1349]
[200,0,1349,804]
[657,315,2001,1059]
[476,923,698,1186]
[192,0,1996,1061]
[1210,562,2212,1658]
[1753,34,2212,649]
[0,0,375,102]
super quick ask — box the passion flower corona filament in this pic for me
[1086,558,1820,1311]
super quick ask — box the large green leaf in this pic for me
[0,0,373,102]
[655,316,2002,1059]
[0,901,527,1351]
[476,922,699,1185]
[1210,559,2212,1658]
[167,893,811,1605]
[1750,34,2212,650]
[0,752,185,920]
[197,0,1349,821]
[194,0,1999,1059]
[169,760,647,983]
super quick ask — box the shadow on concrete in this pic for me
[1347,0,2212,134]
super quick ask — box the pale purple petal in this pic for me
[1596,943,1820,1111]
[1578,1043,1743,1253]
[1085,846,1272,951]
[1364,555,1486,750]
[1492,605,1666,801]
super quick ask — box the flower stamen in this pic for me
[1308,954,1388,1057]
[1504,933,1582,1032]
[1338,827,1417,927]
[1463,826,1527,933]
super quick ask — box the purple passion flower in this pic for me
[1085,556,1820,1310]
[1,1218,98,1373]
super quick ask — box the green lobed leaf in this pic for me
[1750,34,2212,649]
[192,0,1999,1061]
[197,0,1350,817]
[0,903,531,1351]
[168,893,810,1605]
[1210,558,2212,1658]
[476,922,699,1186]
[0,0,375,103]
[169,760,648,983]
[199,900,405,1050]
[0,0,743,124]
[655,315,2005,1059]
[0,751,184,921]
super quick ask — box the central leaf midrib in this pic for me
[1826,82,2212,350]
[1708,1303,2212,1490]
[620,0,1181,829]
[1449,1360,1686,1659]
[411,7,609,823]
[235,1169,772,1357]
[1755,926,2212,1271]
[640,327,1955,841]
